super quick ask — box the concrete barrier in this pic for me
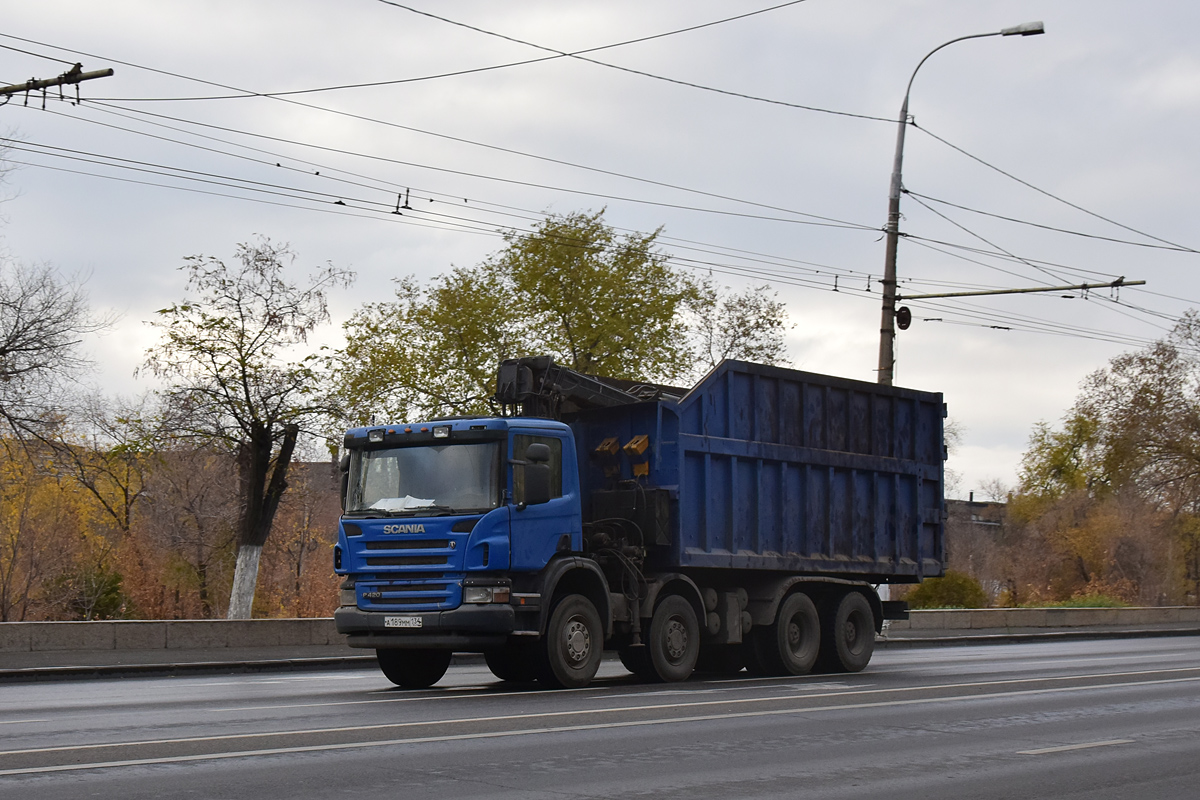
[888,606,1200,631]
[2,607,1198,654]
[0,619,344,653]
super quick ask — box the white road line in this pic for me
[3,673,1199,760]
[0,720,46,726]
[1018,739,1135,755]
[202,663,1200,714]
[0,687,1177,778]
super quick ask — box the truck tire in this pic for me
[694,644,744,675]
[773,592,821,675]
[539,594,603,689]
[485,643,540,683]
[647,595,699,682]
[816,591,875,673]
[376,648,452,688]
[742,591,820,676]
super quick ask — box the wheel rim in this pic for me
[843,610,868,655]
[786,615,806,657]
[664,617,688,663]
[564,616,591,663]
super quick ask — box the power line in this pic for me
[905,189,1200,253]
[375,0,894,123]
[49,1,817,103]
[915,123,1198,253]
[0,32,878,229]
[904,192,1068,284]
[15,150,1173,350]
[18,97,878,232]
[27,102,885,289]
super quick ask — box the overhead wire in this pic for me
[12,148,1176,350]
[904,191,1067,284]
[374,0,893,123]
[0,32,878,230]
[915,123,1198,253]
[42,1,818,103]
[5,29,1193,348]
[905,189,1200,254]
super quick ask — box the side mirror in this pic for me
[515,463,552,508]
[524,442,551,463]
[339,453,351,511]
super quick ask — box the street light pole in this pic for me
[877,21,1044,386]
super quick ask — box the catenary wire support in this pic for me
[0,63,114,103]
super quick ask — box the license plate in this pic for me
[384,615,423,629]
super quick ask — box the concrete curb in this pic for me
[3,627,1199,683]
[0,655,377,683]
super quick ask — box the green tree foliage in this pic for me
[335,209,789,423]
[144,239,353,618]
[906,570,988,609]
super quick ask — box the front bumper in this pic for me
[335,604,516,651]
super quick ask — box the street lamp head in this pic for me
[1000,21,1045,36]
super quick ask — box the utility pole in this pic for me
[0,63,114,105]
[878,22,1045,385]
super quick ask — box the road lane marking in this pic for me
[200,664,1200,714]
[0,720,46,726]
[1018,739,1135,755]
[0,688,1178,778]
[3,673,1199,760]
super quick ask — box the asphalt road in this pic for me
[2,637,1199,799]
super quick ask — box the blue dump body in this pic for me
[572,360,945,580]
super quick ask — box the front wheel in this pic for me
[647,595,700,682]
[539,594,603,689]
[376,648,452,688]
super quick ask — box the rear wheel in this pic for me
[376,648,452,688]
[647,595,699,682]
[773,592,821,675]
[485,643,540,683]
[816,591,875,673]
[539,594,603,689]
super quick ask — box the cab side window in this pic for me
[514,434,564,498]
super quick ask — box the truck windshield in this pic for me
[347,442,501,515]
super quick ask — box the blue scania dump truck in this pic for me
[334,357,945,688]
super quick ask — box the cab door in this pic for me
[509,432,581,570]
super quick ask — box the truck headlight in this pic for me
[463,586,510,604]
[340,588,356,606]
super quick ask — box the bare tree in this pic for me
[0,261,109,440]
[144,238,352,618]
[688,279,790,379]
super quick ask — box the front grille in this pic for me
[366,555,449,567]
[357,576,461,611]
[365,539,450,550]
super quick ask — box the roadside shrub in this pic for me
[907,570,988,609]
[1038,595,1130,608]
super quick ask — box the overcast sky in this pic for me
[2,1,1198,498]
